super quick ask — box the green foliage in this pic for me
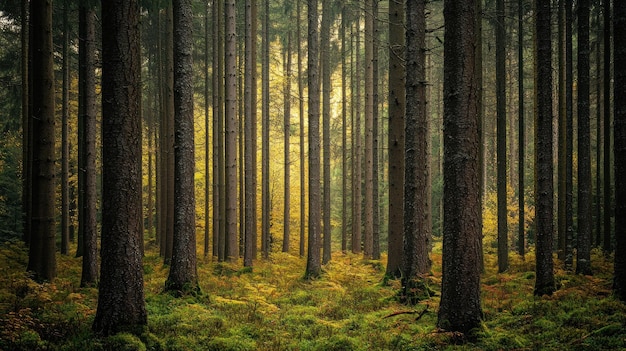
[104,333,147,351]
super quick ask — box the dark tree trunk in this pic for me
[225,0,238,261]
[21,0,30,248]
[79,3,98,287]
[364,0,375,259]
[534,0,556,296]
[372,0,380,261]
[165,0,200,294]
[341,5,349,254]
[403,0,431,299]
[262,0,270,259]
[352,16,362,255]
[565,0,574,271]
[496,0,508,273]
[305,0,321,279]
[321,0,331,265]
[517,0,525,257]
[164,4,175,265]
[613,0,626,300]
[577,0,593,276]
[386,0,405,277]
[93,0,147,335]
[27,0,56,282]
[437,0,482,334]
[61,0,70,256]
[603,0,612,253]
[298,0,306,258]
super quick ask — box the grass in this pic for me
[1,238,625,350]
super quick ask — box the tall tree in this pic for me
[577,0,593,275]
[402,0,431,300]
[371,0,380,261]
[496,0,508,273]
[244,0,257,266]
[386,0,405,277]
[613,0,626,301]
[225,0,238,261]
[517,0,525,257]
[165,0,200,294]
[364,0,375,259]
[534,0,556,296]
[437,0,482,334]
[27,0,56,282]
[341,5,349,253]
[352,15,362,255]
[321,0,332,264]
[79,2,98,287]
[283,24,292,254]
[93,0,147,334]
[60,0,70,256]
[204,0,211,257]
[565,0,574,270]
[262,0,270,259]
[163,4,175,264]
[21,0,31,248]
[212,0,221,258]
[297,0,306,258]
[603,0,612,253]
[305,0,321,279]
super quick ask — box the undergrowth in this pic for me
[1,238,625,350]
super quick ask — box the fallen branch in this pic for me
[383,306,429,321]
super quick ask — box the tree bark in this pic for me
[534,0,556,296]
[352,16,362,255]
[341,5,349,254]
[305,0,321,279]
[262,0,271,259]
[437,0,482,334]
[27,0,56,282]
[321,0,332,265]
[165,0,200,294]
[386,0,405,277]
[577,0,593,276]
[94,0,147,334]
[517,0,525,257]
[61,0,70,256]
[297,0,306,258]
[603,0,612,253]
[364,0,375,259]
[496,0,508,273]
[283,28,292,254]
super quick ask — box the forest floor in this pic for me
[1,239,625,351]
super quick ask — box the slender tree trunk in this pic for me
[262,0,271,259]
[305,0,321,279]
[27,0,56,282]
[558,0,566,262]
[283,30,292,254]
[212,0,221,258]
[577,0,593,275]
[565,0,574,271]
[166,0,200,294]
[496,0,508,273]
[386,0,405,277]
[94,0,147,334]
[595,6,602,248]
[298,0,306,258]
[352,16,362,255]
[534,0,556,296]
[225,0,239,261]
[613,0,626,301]
[321,0,332,264]
[364,0,374,259]
[518,0,525,257]
[21,0,30,248]
[341,5,349,254]
[437,0,482,334]
[61,0,70,256]
[79,3,98,287]
[204,1,211,257]
[244,0,257,267]
[603,0,612,253]
[372,0,380,261]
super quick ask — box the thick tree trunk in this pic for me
[496,0,508,273]
[613,0,626,301]
[21,0,30,248]
[603,0,612,253]
[386,0,405,277]
[298,0,306,258]
[79,3,98,287]
[61,0,70,256]
[94,0,147,335]
[534,0,556,296]
[437,0,482,334]
[305,0,321,279]
[372,0,380,261]
[577,0,593,275]
[517,0,525,257]
[166,0,199,294]
[27,0,56,282]
[225,0,238,261]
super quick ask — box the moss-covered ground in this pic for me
[1,239,625,350]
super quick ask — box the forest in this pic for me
[1,0,626,349]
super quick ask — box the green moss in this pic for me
[103,333,146,351]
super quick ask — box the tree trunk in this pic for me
[386,0,405,277]
[352,16,362,255]
[225,0,239,261]
[298,0,306,258]
[283,29,292,254]
[27,0,56,282]
[613,0,626,301]
[204,1,211,258]
[603,0,612,253]
[565,0,574,271]
[364,0,374,259]
[321,0,331,265]
[577,0,593,276]
[61,0,70,256]
[496,0,508,273]
[163,4,175,265]
[94,0,147,334]
[372,0,380,261]
[165,0,200,294]
[244,0,258,267]
[262,0,271,259]
[341,5,349,254]
[79,2,98,287]
[403,0,431,301]
[437,0,482,334]
[517,0,525,257]
[305,0,321,279]
[534,0,556,296]
[21,0,31,248]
